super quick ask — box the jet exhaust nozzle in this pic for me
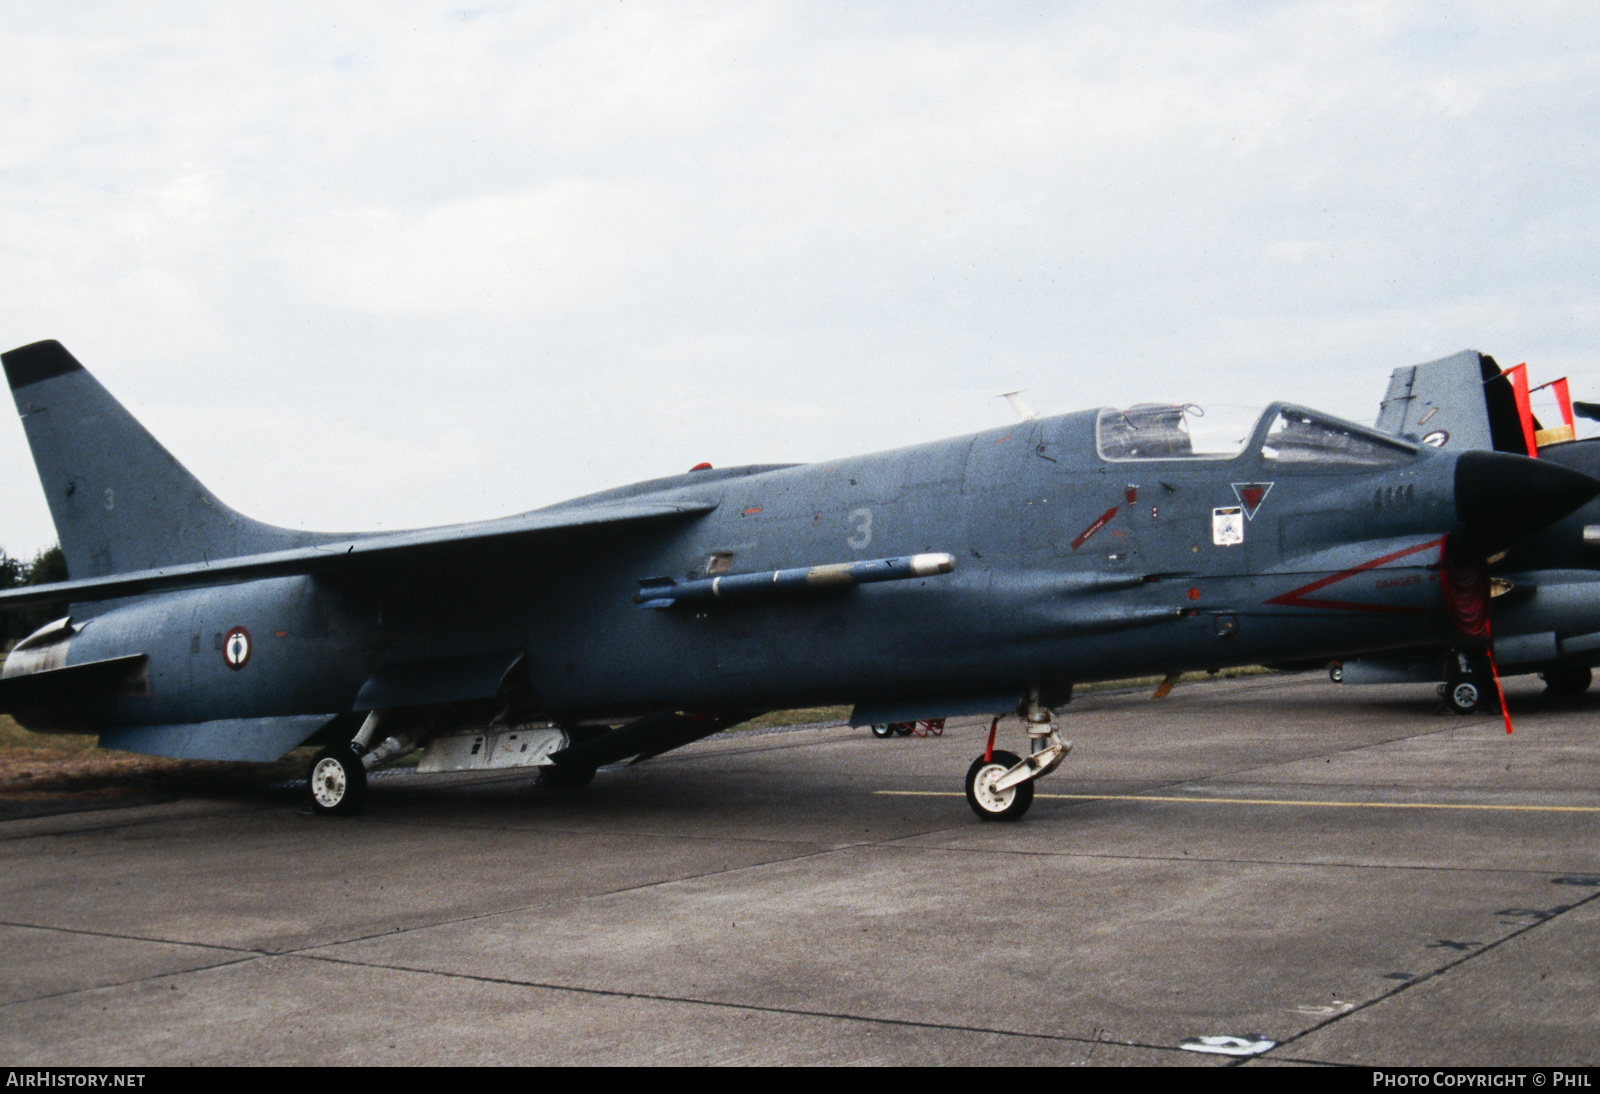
[1454,450,1600,557]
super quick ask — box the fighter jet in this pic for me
[1,340,1595,821]
[1331,350,1600,713]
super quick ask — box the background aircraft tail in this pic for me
[2,340,323,579]
[1374,350,1533,455]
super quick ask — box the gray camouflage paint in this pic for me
[1,340,1591,761]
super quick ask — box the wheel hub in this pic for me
[971,762,1016,814]
[310,757,347,808]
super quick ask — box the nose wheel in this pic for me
[965,750,1034,821]
[963,690,1073,822]
[1442,678,1484,715]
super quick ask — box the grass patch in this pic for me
[1074,665,1277,695]
[0,714,305,796]
[725,669,1279,730]
[732,706,853,731]
[0,716,98,751]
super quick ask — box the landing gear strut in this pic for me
[305,711,416,816]
[965,687,1072,822]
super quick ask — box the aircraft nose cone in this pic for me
[1455,450,1600,556]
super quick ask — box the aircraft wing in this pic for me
[0,497,717,608]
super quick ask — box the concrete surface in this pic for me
[1,672,1597,1066]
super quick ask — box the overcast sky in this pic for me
[2,2,1598,557]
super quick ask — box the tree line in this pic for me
[0,545,68,646]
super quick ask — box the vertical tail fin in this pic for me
[3,340,321,578]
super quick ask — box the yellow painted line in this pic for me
[874,790,1600,814]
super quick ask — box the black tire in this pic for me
[541,761,596,789]
[1328,664,1344,684]
[871,724,894,739]
[1542,665,1593,697]
[306,745,367,816]
[965,749,1034,822]
[891,722,914,737]
[1445,678,1483,715]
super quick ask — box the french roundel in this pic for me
[223,626,252,670]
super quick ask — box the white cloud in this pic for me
[285,179,658,314]
[0,1,1598,554]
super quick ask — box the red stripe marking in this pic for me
[1070,507,1120,550]
[1264,537,1445,613]
[984,716,999,763]
[1486,623,1513,735]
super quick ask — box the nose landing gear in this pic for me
[1441,677,1485,715]
[1439,650,1498,716]
[964,688,1072,822]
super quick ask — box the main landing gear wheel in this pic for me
[1542,665,1593,697]
[1442,678,1484,715]
[307,745,367,816]
[540,761,596,789]
[965,750,1034,822]
[871,724,895,739]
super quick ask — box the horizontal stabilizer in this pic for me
[0,654,147,714]
[99,713,336,762]
[0,499,716,610]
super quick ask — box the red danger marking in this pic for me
[743,507,763,515]
[1264,538,1444,613]
[1070,507,1120,551]
[223,626,252,670]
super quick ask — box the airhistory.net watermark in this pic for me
[5,1074,145,1088]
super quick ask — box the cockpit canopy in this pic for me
[1096,403,1417,467]
[1097,403,1217,460]
[1259,408,1416,466]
